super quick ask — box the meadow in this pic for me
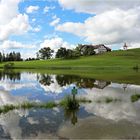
[0,48,140,69]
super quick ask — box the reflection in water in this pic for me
[0,70,21,81]
[38,74,111,89]
[64,106,78,125]
[0,71,140,138]
[38,74,53,86]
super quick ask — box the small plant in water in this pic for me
[60,96,79,110]
[105,97,113,103]
[96,97,121,103]
[131,94,140,102]
[0,95,91,114]
[39,102,57,108]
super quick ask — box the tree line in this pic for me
[36,44,96,60]
[0,52,22,62]
[0,44,104,62]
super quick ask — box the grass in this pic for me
[0,48,140,69]
[0,97,91,114]
[60,96,79,109]
[59,96,92,109]
[131,94,140,102]
[0,48,140,85]
[0,102,58,114]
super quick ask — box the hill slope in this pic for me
[1,48,140,69]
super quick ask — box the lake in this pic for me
[0,70,140,139]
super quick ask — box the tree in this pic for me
[0,52,2,62]
[56,47,80,59]
[0,52,22,62]
[55,47,67,58]
[37,47,54,59]
[76,44,95,56]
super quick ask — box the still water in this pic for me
[0,70,140,139]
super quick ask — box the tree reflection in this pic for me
[38,74,111,89]
[38,74,53,86]
[0,70,21,81]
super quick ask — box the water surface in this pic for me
[0,70,140,139]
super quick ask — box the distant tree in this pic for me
[0,52,22,62]
[16,52,22,61]
[65,49,73,58]
[56,47,80,59]
[75,44,95,56]
[0,52,2,62]
[55,47,67,58]
[37,47,54,59]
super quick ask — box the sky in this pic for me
[0,0,140,58]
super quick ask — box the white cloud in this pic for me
[56,8,140,45]
[50,17,60,26]
[0,0,20,25]
[40,37,75,52]
[0,0,30,41]
[58,0,140,14]
[0,40,36,50]
[26,5,39,14]
[0,14,30,40]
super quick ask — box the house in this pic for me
[79,44,111,54]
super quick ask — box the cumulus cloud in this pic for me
[40,37,75,51]
[0,0,30,41]
[26,5,39,14]
[0,14,30,40]
[58,0,140,14]
[56,8,140,45]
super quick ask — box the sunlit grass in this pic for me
[0,48,140,70]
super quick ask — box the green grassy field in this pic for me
[0,48,140,69]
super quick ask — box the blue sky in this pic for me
[0,0,140,58]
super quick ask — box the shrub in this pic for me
[4,63,14,69]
